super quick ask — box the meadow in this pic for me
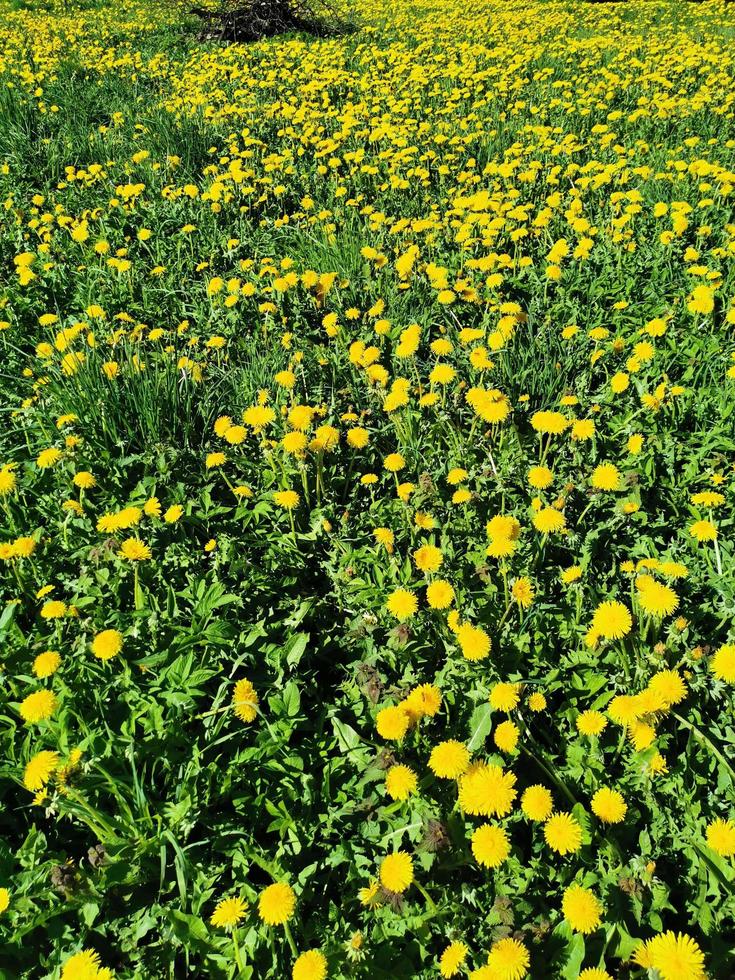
[1,0,735,976]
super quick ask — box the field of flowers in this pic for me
[1,0,735,976]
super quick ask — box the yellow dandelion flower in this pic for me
[379,852,413,894]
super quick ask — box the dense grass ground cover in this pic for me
[1,0,735,976]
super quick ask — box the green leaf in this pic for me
[332,717,364,754]
[81,901,99,926]
[561,933,585,978]
[284,632,308,669]
[467,703,493,751]
[167,909,211,948]
[282,680,301,717]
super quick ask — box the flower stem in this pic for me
[415,881,436,912]
[672,711,735,782]
[232,927,244,975]
[283,921,298,957]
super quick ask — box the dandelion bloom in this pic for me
[73,471,95,489]
[528,465,553,488]
[373,527,394,553]
[590,600,632,640]
[658,561,688,580]
[19,689,58,724]
[60,950,110,980]
[532,507,565,534]
[33,651,61,678]
[562,884,602,934]
[591,787,627,824]
[274,490,299,510]
[590,463,621,491]
[243,405,276,431]
[579,971,613,980]
[611,696,645,729]
[486,937,530,980]
[385,765,417,801]
[376,705,410,741]
[706,818,735,857]
[429,740,470,779]
[647,670,687,708]
[487,515,521,543]
[457,623,491,661]
[23,750,59,791]
[447,468,467,485]
[213,415,232,439]
[0,466,17,495]
[232,678,258,722]
[413,544,443,573]
[383,452,405,473]
[466,387,511,424]
[283,431,308,456]
[531,411,568,434]
[471,824,510,868]
[210,896,247,929]
[91,629,123,661]
[690,490,725,508]
[493,720,519,753]
[292,950,327,980]
[527,692,546,712]
[426,580,454,609]
[358,879,380,906]
[689,519,716,542]
[489,682,520,712]
[711,644,735,683]
[687,284,714,315]
[312,425,339,452]
[636,575,678,618]
[571,419,595,441]
[258,882,295,925]
[487,536,517,558]
[458,763,517,817]
[576,711,607,736]
[403,683,441,719]
[224,425,247,445]
[635,931,706,980]
[0,889,8,914]
[511,577,534,608]
[347,427,369,449]
[386,588,418,620]
[37,447,62,469]
[439,941,468,978]
[544,812,583,854]
[40,600,66,619]
[521,785,553,822]
[118,538,152,561]
[379,852,413,894]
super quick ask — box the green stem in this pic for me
[672,711,735,782]
[520,740,576,807]
[232,927,245,975]
[713,537,722,577]
[415,881,436,912]
[283,920,298,957]
[496,600,513,633]
[134,564,144,610]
